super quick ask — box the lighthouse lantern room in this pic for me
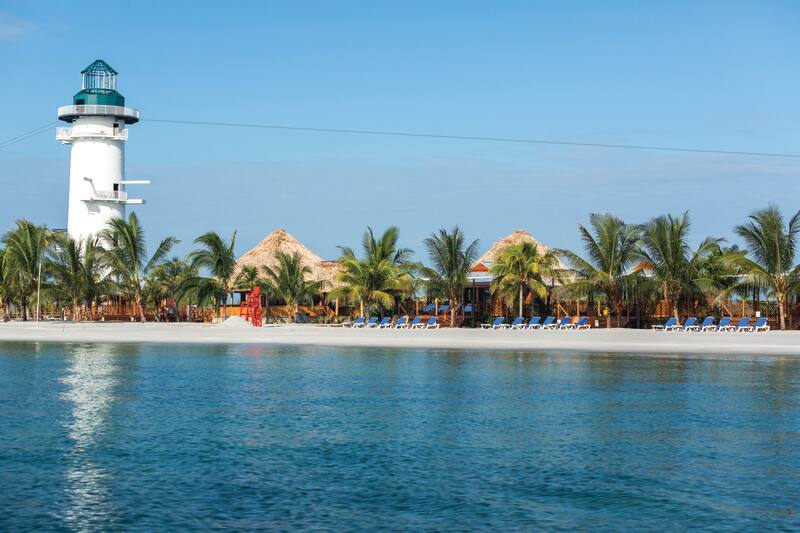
[57,60,148,242]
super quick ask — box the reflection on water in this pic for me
[59,344,134,531]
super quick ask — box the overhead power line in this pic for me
[0,122,60,150]
[142,118,800,159]
[2,118,799,159]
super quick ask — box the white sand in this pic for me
[0,320,798,358]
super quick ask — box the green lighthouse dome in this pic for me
[72,59,125,106]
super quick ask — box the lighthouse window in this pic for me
[113,183,119,192]
[75,98,85,105]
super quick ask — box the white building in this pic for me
[57,60,147,242]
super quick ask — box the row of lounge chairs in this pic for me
[481,316,591,330]
[349,316,440,329]
[652,316,770,332]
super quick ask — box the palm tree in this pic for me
[234,265,263,291]
[0,247,12,320]
[81,237,109,320]
[262,251,325,321]
[638,212,721,319]
[47,234,87,321]
[423,227,479,326]
[555,213,640,327]
[491,241,561,318]
[328,227,416,317]
[99,212,178,322]
[185,231,237,318]
[727,205,800,330]
[147,257,195,321]
[328,254,396,317]
[1,220,50,320]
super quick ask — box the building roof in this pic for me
[474,230,553,266]
[234,229,342,289]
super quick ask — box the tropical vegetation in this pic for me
[422,226,479,326]
[262,251,325,322]
[1,204,799,329]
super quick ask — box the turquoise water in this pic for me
[0,343,798,531]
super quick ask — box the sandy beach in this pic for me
[1,319,798,357]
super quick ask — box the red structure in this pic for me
[241,287,263,327]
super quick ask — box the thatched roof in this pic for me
[235,229,342,289]
[475,230,552,266]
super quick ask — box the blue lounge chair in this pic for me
[411,317,429,329]
[681,317,699,331]
[734,317,752,332]
[716,317,734,331]
[569,317,590,330]
[525,316,541,329]
[422,303,435,314]
[377,317,392,328]
[394,316,409,329]
[753,317,769,332]
[365,317,380,328]
[509,317,526,330]
[556,317,573,329]
[534,316,555,330]
[351,317,366,328]
[438,304,450,313]
[464,304,473,314]
[652,317,678,331]
[425,317,439,329]
[699,316,715,331]
[482,317,506,329]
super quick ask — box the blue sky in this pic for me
[1,1,799,260]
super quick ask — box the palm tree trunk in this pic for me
[778,295,786,330]
[21,296,28,321]
[450,297,456,327]
[518,284,524,318]
[360,299,364,318]
[136,292,146,323]
[73,298,80,323]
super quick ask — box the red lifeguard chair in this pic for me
[241,286,263,327]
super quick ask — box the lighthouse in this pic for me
[57,60,147,241]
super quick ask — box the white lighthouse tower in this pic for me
[57,60,147,241]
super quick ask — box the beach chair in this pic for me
[464,304,473,314]
[533,316,555,330]
[351,317,366,328]
[509,317,526,330]
[525,316,541,329]
[716,317,734,332]
[753,317,770,332]
[652,317,678,331]
[377,317,392,328]
[699,317,715,332]
[365,317,380,328]
[425,317,439,329]
[410,317,427,329]
[573,317,591,330]
[734,317,752,332]
[438,304,450,314]
[557,317,573,329]
[481,317,506,329]
[394,316,409,329]
[681,317,699,331]
[421,303,435,314]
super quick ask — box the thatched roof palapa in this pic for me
[475,230,552,266]
[234,229,342,289]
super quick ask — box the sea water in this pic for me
[0,342,798,531]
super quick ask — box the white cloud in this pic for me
[0,15,32,41]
